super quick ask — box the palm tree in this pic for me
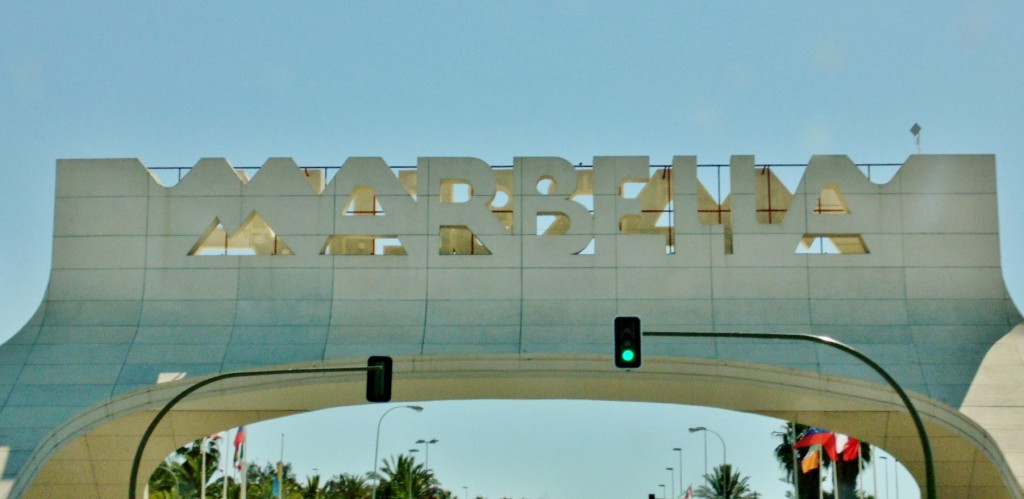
[835,442,871,498]
[300,473,323,499]
[774,422,810,486]
[241,461,302,498]
[376,454,439,499]
[148,460,186,499]
[774,423,873,499]
[774,422,825,498]
[693,464,759,499]
[148,438,222,498]
[323,473,371,499]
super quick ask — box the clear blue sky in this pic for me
[2,2,1022,497]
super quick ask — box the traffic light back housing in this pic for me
[614,316,642,368]
[366,356,393,402]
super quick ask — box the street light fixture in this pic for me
[416,438,439,469]
[880,455,890,499]
[406,450,419,499]
[672,447,683,495]
[689,427,726,493]
[371,405,424,499]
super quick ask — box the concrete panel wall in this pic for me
[0,154,1018,492]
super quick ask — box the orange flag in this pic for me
[801,449,820,473]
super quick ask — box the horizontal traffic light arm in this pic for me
[643,330,935,499]
[129,363,385,499]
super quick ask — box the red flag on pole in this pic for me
[794,428,837,461]
[233,426,246,471]
[841,436,861,461]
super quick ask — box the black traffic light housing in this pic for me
[366,356,393,402]
[614,316,642,368]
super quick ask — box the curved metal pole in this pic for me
[371,405,423,499]
[645,331,936,499]
[705,428,727,496]
[128,365,377,499]
[703,428,726,469]
[690,427,727,495]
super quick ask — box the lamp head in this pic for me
[407,405,424,412]
[688,426,706,433]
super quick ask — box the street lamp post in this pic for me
[692,427,707,479]
[672,447,683,496]
[894,458,900,499]
[416,438,439,469]
[689,427,726,494]
[880,456,890,499]
[371,405,424,499]
[659,484,666,499]
[407,450,419,499]
[873,452,879,499]
[666,467,675,499]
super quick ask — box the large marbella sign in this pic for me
[185,155,877,259]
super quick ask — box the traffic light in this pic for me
[614,316,641,368]
[366,356,393,402]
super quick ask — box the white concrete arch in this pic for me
[964,324,1024,494]
[12,355,1022,499]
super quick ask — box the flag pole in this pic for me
[278,433,284,499]
[200,437,206,499]
[240,454,247,499]
[790,424,799,499]
[817,445,823,499]
[858,443,864,498]
[833,450,839,499]
[872,445,878,499]
[222,431,228,499]
[236,426,248,499]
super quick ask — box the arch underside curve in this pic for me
[12,355,1022,499]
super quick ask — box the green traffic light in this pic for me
[621,349,635,362]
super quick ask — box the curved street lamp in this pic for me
[689,426,726,493]
[371,405,424,499]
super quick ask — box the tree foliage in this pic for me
[373,454,449,499]
[148,438,453,499]
[693,463,759,499]
[148,438,223,498]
